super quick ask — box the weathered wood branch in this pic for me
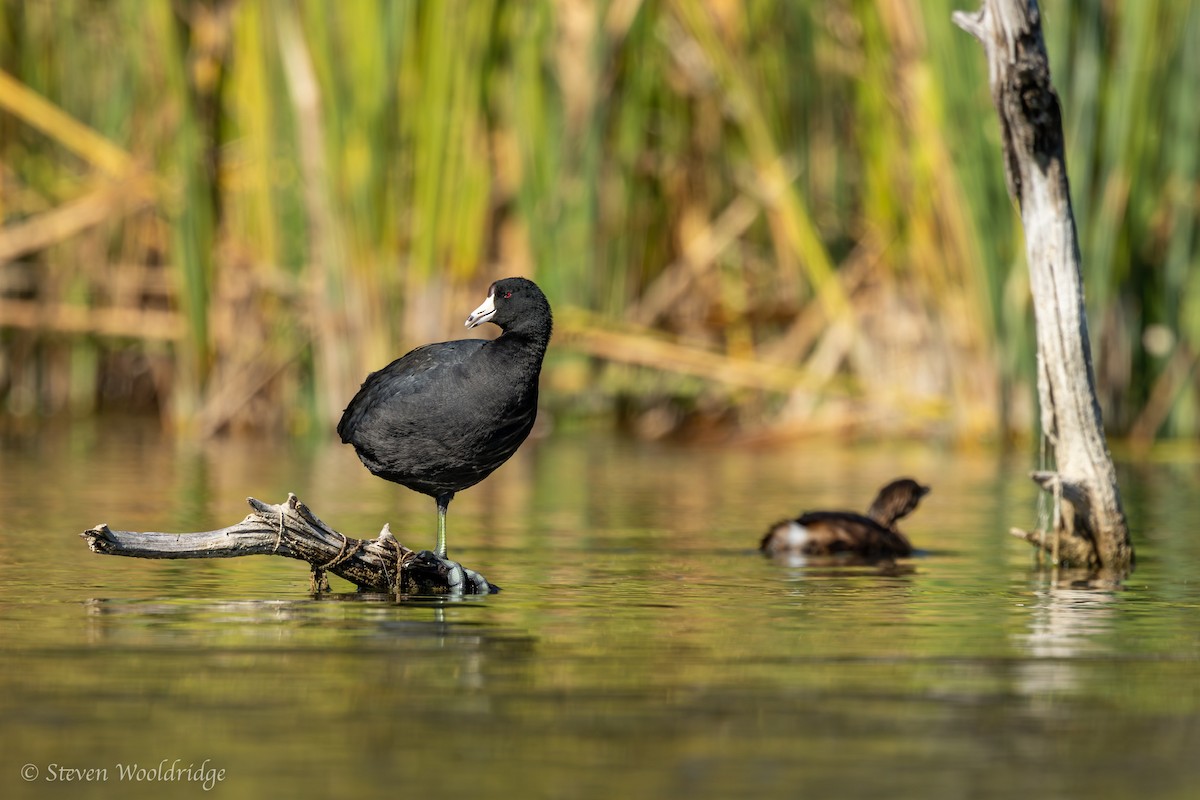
[80,494,497,595]
[1007,470,1100,567]
[954,0,1132,573]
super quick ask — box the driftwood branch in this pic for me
[954,0,1132,573]
[1007,470,1099,567]
[80,494,496,596]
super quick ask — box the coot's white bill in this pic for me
[465,291,496,328]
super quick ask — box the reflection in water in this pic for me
[1015,575,1118,696]
[765,552,919,577]
[82,595,537,699]
[3,424,1200,799]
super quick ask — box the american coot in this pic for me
[760,478,929,559]
[338,277,552,559]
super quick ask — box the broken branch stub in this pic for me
[80,494,497,596]
[953,0,1132,572]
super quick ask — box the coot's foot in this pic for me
[408,550,498,595]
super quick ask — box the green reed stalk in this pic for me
[2,0,1198,439]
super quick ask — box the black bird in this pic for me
[760,478,929,559]
[338,277,552,558]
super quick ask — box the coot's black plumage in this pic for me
[338,277,552,557]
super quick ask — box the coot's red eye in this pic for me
[504,291,513,299]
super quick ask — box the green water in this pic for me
[2,420,1198,799]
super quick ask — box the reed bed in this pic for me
[0,0,1196,442]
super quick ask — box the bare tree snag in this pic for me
[953,0,1132,573]
[80,494,497,596]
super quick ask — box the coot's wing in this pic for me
[337,340,485,442]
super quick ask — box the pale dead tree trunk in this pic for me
[953,0,1133,573]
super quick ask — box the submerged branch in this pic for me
[79,494,496,596]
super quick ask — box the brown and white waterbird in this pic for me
[760,478,929,559]
[337,277,552,560]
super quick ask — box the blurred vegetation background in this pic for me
[1,0,1197,443]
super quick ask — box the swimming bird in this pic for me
[760,478,929,559]
[338,277,552,559]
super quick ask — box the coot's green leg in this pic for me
[435,492,453,558]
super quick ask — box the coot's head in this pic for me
[866,478,929,526]
[465,277,552,338]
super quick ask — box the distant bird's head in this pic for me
[465,277,553,339]
[866,478,930,527]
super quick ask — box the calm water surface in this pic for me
[1,420,1198,799]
